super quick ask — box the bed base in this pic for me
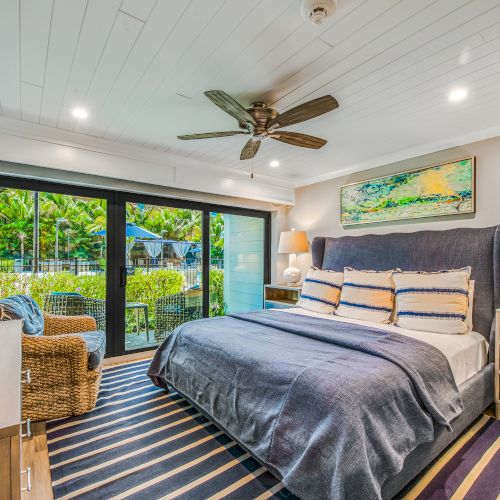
[169,363,493,499]
[383,362,494,499]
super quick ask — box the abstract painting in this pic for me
[340,157,475,225]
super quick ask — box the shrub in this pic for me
[28,272,106,306]
[0,272,30,298]
[209,269,225,317]
[125,270,184,332]
[0,268,221,332]
[0,270,185,333]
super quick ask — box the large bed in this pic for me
[148,226,497,499]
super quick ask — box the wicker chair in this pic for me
[0,295,105,421]
[44,293,106,331]
[155,289,203,343]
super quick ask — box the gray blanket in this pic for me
[148,310,463,499]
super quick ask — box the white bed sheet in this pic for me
[278,307,488,386]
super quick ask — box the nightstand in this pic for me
[264,284,302,309]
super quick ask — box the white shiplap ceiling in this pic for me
[1,0,500,188]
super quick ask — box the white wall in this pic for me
[0,116,294,205]
[287,135,500,275]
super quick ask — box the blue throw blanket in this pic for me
[148,310,463,499]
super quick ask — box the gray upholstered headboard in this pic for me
[312,226,499,356]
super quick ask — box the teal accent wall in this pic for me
[223,214,264,313]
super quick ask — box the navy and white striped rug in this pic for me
[46,360,294,499]
[47,360,500,499]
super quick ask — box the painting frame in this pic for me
[340,156,476,226]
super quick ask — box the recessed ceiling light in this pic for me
[270,160,280,167]
[448,88,468,102]
[72,107,88,119]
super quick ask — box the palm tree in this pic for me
[18,231,27,259]
[0,189,34,258]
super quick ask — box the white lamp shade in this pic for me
[278,230,309,254]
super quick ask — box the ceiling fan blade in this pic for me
[240,138,261,160]
[270,131,327,149]
[205,90,257,127]
[178,131,248,140]
[269,95,338,129]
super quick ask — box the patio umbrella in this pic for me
[94,223,160,239]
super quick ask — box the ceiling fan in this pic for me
[177,90,339,160]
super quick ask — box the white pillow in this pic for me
[297,268,343,314]
[336,268,396,324]
[393,267,471,334]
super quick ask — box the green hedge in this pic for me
[125,270,184,332]
[209,269,225,317]
[0,268,226,331]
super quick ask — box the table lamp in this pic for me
[278,229,309,286]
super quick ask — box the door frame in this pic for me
[0,175,118,356]
[115,191,271,356]
[0,175,271,357]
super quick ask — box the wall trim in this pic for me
[0,116,295,205]
[294,125,500,188]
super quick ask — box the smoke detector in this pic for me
[300,0,336,26]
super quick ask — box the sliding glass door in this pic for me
[0,180,111,349]
[0,175,270,358]
[122,201,203,352]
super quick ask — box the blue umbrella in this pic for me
[94,223,160,239]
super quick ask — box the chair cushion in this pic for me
[0,295,44,335]
[75,330,106,369]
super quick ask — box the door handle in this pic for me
[120,266,127,287]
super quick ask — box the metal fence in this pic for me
[0,257,224,278]
[0,258,104,275]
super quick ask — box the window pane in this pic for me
[0,188,107,335]
[124,203,202,351]
[210,213,264,315]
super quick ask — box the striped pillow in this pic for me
[336,268,396,323]
[393,267,471,334]
[297,268,343,314]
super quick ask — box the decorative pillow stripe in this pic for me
[396,287,468,296]
[336,268,396,323]
[393,267,471,334]
[343,282,394,292]
[297,268,344,314]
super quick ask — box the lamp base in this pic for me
[283,266,301,287]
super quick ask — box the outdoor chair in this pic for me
[0,294,105,421]
[155,288,203,343]
[44,293,106,331]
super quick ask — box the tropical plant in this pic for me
[209,269,225,316]
[0,189,224,262]
[210,212,224,260]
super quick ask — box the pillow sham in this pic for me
[393,267,471,334]
[336,268,396,323]
[297,268,343,314]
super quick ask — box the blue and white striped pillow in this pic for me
[336,268,396,323]
[393,267,471,334]
[297,268,343,314]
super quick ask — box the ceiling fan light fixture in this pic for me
[178,90,338,160]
